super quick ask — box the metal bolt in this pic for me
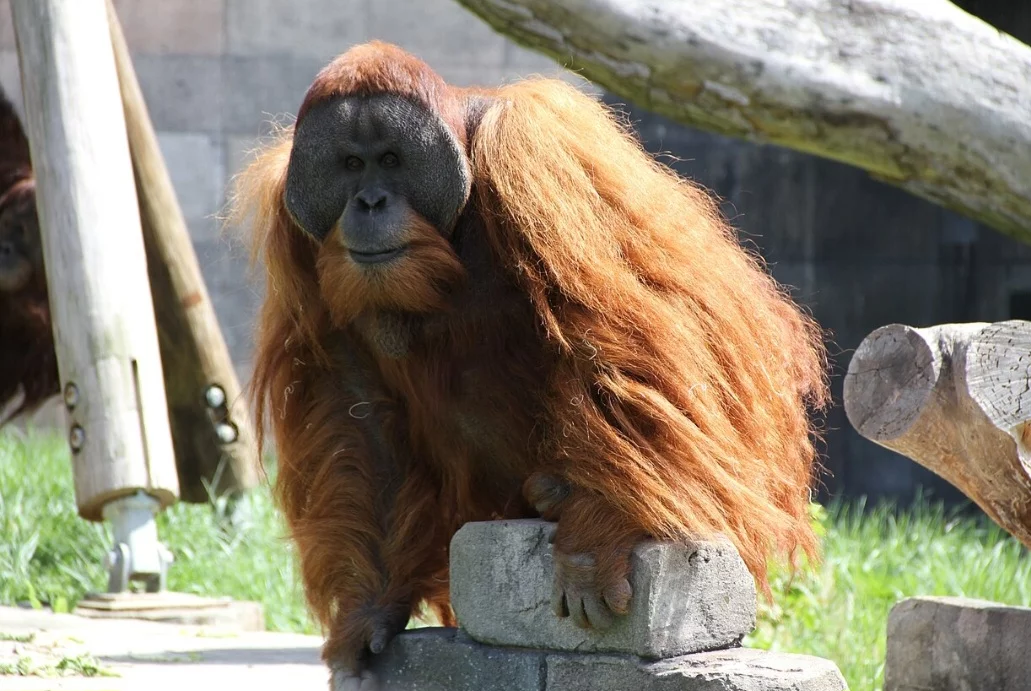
[215,421,238,444]
[69,424,85,453]
[204,384,226,409]
[63,382,79,410]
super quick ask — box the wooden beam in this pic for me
[10,0,178,521]
[454,0,1031,244]
[106,0,260,503]
[844,320,1031,547]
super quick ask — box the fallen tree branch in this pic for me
[843,320,1031,547]
[456,0,1031,243]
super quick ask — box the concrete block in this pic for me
[885,596,1031,691]
[505,41,569,72]
[546,648,848,691]
[368,0,506,69]
[226,0,366,63]
[0,49,22,116]
[0,0,13,51]
[73,592,264,632]
[193,239,260,368]
[450,519,757,660]
[370,629,846,691]
[155,132,224,241]
[370,628,544,691]
[221,55,324,135]
[133,55,223,133]
[224,133,274,188]
[111,0,224,55]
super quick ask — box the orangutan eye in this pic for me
[344,156,364,171]
[380,152,399,168]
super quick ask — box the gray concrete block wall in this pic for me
[2,0,1030,502]
[0,0,576,385]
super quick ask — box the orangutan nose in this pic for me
[355,189,387,212]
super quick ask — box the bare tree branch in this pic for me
[456,0,1031,243]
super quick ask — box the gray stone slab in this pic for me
[0,1,14,51]
[370,628,544,691]
[133,54,224,133]
[155,131,225,241]
[450,519,757,660]
[221,55,324,135]
[546,648,848,691]
[885,596,1031,691]
[370,629,846,691]
[111,0,224,55]
[368,0,506,70]
[0,605,325,691]
[225,0,366,63]
[193,238,261,368]
[0,49,22,116]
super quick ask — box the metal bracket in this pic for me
[101,491,174,593]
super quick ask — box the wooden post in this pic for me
[843,320,1031,547]
[106,0,260,503]
[9,0,179,521]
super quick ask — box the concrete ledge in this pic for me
[73,592,265,631]
[450,519,757,659]
[371,629,848,691]
[885,596,1031,691]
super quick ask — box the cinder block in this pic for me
[368,0,506,69]
[156,132,225,242]
[221,55,323,135]
[226,0,366,63]
[885,596,1031,691]
[504,41,568,72]
[450,519,757,660]
[546,648,848,691]
[0,49,22,115]
[370,628,544,691]
[0,0,13,51]
[133,55,223,133]
[371,629,846,691]
[193,239,260,367]
[112,0,224,55]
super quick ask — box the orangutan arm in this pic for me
[270,339,451,673]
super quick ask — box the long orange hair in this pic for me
[229,43,829,648]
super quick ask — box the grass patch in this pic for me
[2,429,1029,690]
[0,429,312,634]
[747,500,1031,690]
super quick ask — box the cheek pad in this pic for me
[285,149,348,242]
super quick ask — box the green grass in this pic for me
[0,429,312,634]
[2,430,1029,691]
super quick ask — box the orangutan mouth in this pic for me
[348,246,408,265]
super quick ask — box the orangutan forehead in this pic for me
[296,93,447,149]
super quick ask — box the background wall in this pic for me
[1,0,1028,504]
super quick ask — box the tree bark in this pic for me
[106,0,260,503]
[455,0,1031,244]
[843,320,1031,547]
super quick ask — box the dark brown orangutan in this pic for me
[0,84,57,424]
[230,41,829,690]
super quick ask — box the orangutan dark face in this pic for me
[0,184,42,293]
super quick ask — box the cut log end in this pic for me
[843,324,939,443]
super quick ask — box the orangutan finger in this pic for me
[603,578,633,616]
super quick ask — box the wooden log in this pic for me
[454,0,1031,245]
[843,320,1031,547]
[105,0,259,503]
[10,0,178,521]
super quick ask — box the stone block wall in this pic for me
[367,520,849,690]
[2,0,1031,501]
[0,0,581,384]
